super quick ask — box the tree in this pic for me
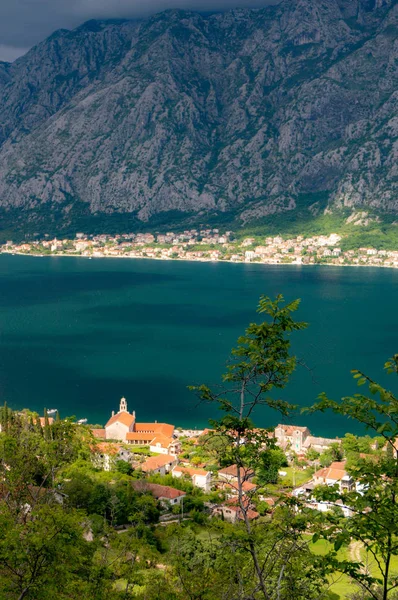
[115,459,133,476]
[0,402,10,434]
[342,433,374,455]
[308,354,398,600]
[306,448,320,461]
[191,295,323,599]
[257,448,288,485]
[0,504,95,600]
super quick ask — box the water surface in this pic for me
[0,255,397,436]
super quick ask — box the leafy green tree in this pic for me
[0,402,10,433]
[257,448,288,485]
[342,433,374,455]
[308,354,398,600]
[115,459,133,476]
[0,502,97,599]
[191,295,320,599]
[306,448,320,461]
[319,443,344,468]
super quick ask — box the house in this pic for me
[313,461,354,492]
[132,481,186,507]
[172,466,212,492]
[105,398,136,440]
[213,499,259,524]
[223,480,257,497]
[91,442,132,471]
[141,454,177,476]
[218,465,254,485]
[303,435,341,454]
[274,425,311,453]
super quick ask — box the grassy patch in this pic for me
[307,538,356,599]
[279,467,313,488]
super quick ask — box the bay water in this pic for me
[0,254,397,437]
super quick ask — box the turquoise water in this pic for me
[0,254,397,436]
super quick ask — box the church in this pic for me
[92,398,181,456]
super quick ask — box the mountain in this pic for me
[0,0,397,236]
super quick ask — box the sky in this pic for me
[0,0,278,62]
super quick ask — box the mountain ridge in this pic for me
[0,0,397,236]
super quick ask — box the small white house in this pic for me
[172,466,212,492]
[141,454,178,476]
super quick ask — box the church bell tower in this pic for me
[119,397,128,413]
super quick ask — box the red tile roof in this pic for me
[141,455,177,472]
[134,423,174,437]
[91,428,106,439]
[224,499,259,520]
[150,434,175,448]
[126,432,154,442]
[173,466,209,477]
[276,424,309,435]
[105,411,135,428]
[314,461,347,482]
[132,481,186,500]
[92,442,122,456]
[262,497,276,507]
[218,465,254,480]
[224,481,257,494]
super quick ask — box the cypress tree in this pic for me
[43,408,51,441]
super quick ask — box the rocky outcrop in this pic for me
[0,0,397,232]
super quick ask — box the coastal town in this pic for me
[2,228,398,268]
[84,397,375,522]
[1,390,396,598]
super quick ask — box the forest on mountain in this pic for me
[0,0,397,238]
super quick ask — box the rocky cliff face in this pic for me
[0,0,397,233]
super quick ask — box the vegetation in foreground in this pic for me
[0,296,397,599]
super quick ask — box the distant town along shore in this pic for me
[2,228,398,268]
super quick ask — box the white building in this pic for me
[105,398,136,440]
[141,454,178,476]
[173,466,212,492]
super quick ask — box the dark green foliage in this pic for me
[115,459,133,476]
[307,356,398,600]
[257,448,288,485]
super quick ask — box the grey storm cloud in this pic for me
[0,0,279,61]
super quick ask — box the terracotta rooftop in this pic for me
[224,481,257,494]
[134,423,174,437]
[150,433,175,448]
[224,498,259,520]
[91,429,106,439]
[314,461,347,482]
[141,454,176,472]
[173,466,209,477]
[276,424,310,435]
[132,481,186,500]
[92,442,122,456]
[126,432,155,442]
[218,465,254,480]
[105,411,135,428]
[262,497,276,507]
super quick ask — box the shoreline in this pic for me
[2,249,398,270]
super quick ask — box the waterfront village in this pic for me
[72,397,383,522]
[3,228,398,268]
